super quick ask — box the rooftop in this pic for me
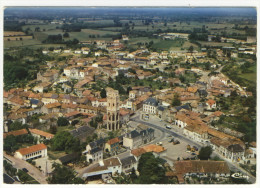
[16,143,47,155]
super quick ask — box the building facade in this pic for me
[14,143,47,161]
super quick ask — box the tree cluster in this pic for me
[47,163,85,184]
[51,131,80,153]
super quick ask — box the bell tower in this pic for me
[106,87,121,131]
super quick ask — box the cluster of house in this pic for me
[83,124,155,163]
[166,160,231,183]
[140,82,254,164]
[4,128,53,161]
[82,143,166,180]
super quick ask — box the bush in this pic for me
[57,117,69,127]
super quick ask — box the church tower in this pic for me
[106,87,121,131]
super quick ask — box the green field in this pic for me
[152,39,184,50]
[238,64,256,83]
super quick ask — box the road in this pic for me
[130,111,256,184]
[4,153,48,184]
[130,113,201,148]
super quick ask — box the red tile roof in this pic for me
[4,129,28,139]
[107,137,120,145]
[29,128,54,139]
[16,143,47,155]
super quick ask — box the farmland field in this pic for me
[238,64,256,83]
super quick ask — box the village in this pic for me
[3,7,256,184]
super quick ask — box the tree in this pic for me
[47,163,85,184]
[100,88,106,98]
[49,125,57,134]
[172,94,181,106]
[136,152,168,184]
[188,45,194,54]
[51,131,80,153]
[57,117,69,127]
[198,146,213,160]
[63,32,70,38]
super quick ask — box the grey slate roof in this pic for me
[89,138,106,149]
[130,130,141,138]
[175,104,191,111]
[158,106,165,111]
[144,97,158,107]
[227,144,244,152]
[120,156,137,166]
[59,153,79,164]
[69,125,95,138]
[89,147,102,154]
[30,99,39,105]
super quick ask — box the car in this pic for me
[173,140,180,145]
[193,146,198,151]
[168,138,174,143]
[22,168,28,173]
[191,153,197,155]
[166,125,172,129]
[156,142,162,146]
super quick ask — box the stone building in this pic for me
[106,87,121,131]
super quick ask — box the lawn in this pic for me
[48,150,67,160]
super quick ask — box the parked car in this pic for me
[193,146,198,151]
[156,142,162,146]
[191,153,197,155]
[166,125,172,129]
[168,138,174,143]
[22,168,28,173]
[173,140,180,145]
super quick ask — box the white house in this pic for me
[14,143,48,161]
[86,147,103,164]
[142,97,158,114]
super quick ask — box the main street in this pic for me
[130,111,256,183]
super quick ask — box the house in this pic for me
[41,102,61,114]
[105,137,120,154]
[3,129,28,139]
[86,138,106,153]
[14,143,48,161]
[120,155,138,174]
[131,144,167,161]
[166,160,230,184]
[143,97,159,114]
[210,136,245,162]
[86,147,103,164]
[29,128,54,140]
[123,130,142,149]
[82,157,122,179]
[205,99,217,110]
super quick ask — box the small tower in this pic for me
[106,87,121,131]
